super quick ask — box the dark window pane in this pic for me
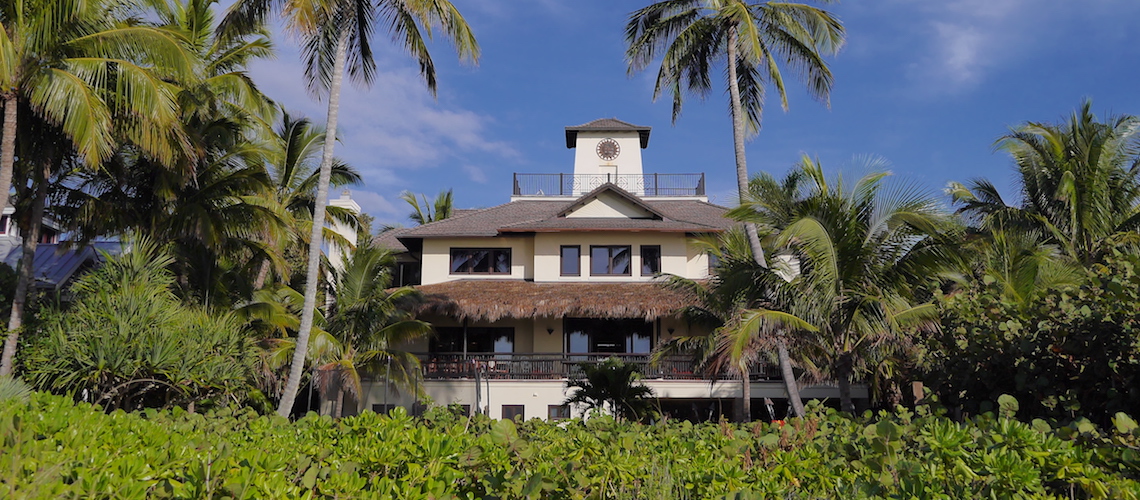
[590,246,632,275]
[450,250,472,273]
[502,405,525,421]
[548,405,570,420]
[451,248,511,274]
[561,246,580,275]
[641,246,661,275]
[590,246,609,275]
[471,250,490,273]
[494,250,510,273]
[612,247,630,275]
[432,327,514,353]
[563,318,653,354]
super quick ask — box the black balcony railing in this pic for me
[415,353,775,381]
[512,173,705,197]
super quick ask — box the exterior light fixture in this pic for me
[547,327,555,335]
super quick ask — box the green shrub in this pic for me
[2,393,1139,499]
[22,242,258,411]
[925,248,1140,425]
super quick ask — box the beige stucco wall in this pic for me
[564,191,654,218]
[357,378,865,421]
[421,236,534,285]
[532,232,698,282]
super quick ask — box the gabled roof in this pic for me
[565,118,652,148]
[390,185,731,243]
[556,183,665,219]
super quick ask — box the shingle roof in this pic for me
[394,184,731,242]
[565,118,652,148]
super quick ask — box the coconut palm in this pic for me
[0,0,194,214]
[253,109,362,289]
[625,1,844,415]
[267,241,430,417]
[401,189,453,225]
[655,228,817,421]
[947,100,1140,266]
[0,0,195,376]
[730,156,962,412]
[220,0,479,417]
[52,0,284,306]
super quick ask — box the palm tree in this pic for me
[0,0,195,376]
[565,357,657,423]
[655,228,816,421]
[253,109,362,289]
[947,100,1140,266]
[0,0,194,214]
[266,241,431,417]
[220,0,479,417]
[401,189,453,225]
[729,156,962,412]
[625,1,844,415]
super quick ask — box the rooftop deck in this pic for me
[513,173,705,198]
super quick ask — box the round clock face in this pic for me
[596,138,620,161]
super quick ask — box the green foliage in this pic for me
[22,241,258,411]
[0,377,31,402]
[565,357,657,423]
[925,247,1140,425]
[3,393,1140,498]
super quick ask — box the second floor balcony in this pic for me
[414,352,776,381]
[513,173,705,198]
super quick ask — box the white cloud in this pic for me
[248,35,520,189]
[462,164,488,184]
[349,189,402,220]
[894,0,1140,94]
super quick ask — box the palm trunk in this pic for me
[334,386,344,419]
[0,160,49,376]
[253,258,271,289]
[276,30,349,417]
[837,353,855,413]
[740,366,751,422]
[727,26,805,418]
[0,95,16,218]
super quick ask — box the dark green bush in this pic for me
[925,248,1140,425]
[2,393,1139,499]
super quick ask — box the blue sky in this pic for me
[245,0,1140,227]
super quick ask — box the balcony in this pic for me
[513,173,705,197]
[415,353,776,381]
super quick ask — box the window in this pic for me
[372,404,396,414]
[590,245,631,276]
[450,248,511,274]
[431,327,515,353]
[560,245,580,276]
[0,215,8,235]
[708,252,720,274]
[502,405,525,421]
[548,405,571,420]
[564,318,652,354]
[641,246,661,275]
[395,261,421,286]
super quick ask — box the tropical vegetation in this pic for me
[625,0,846,417]
[3,392,1140,498]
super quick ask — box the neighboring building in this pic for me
[367,118,859,421]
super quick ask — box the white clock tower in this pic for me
[565,118,651,195]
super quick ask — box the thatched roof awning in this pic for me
[414,280,696,322]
